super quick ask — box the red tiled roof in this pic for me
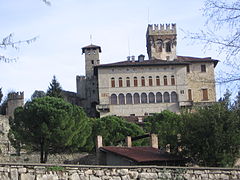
[100,146,182,163]
[95,56,219,68]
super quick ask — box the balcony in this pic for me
[96,104,110,112]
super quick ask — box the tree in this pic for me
[31,90,46,100]
[9,96,91,163]
[180,103,240,167]
[46,75,63,98]
[85,116,146,151]
[144,111,182,153]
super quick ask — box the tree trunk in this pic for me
[40,138,44,163]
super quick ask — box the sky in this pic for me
[0,0,232,101]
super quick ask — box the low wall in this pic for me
[0,163,240,180]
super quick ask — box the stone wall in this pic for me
[0,163,240,180]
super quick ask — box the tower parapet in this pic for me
[146,23,177,60]
[6,92,24,118]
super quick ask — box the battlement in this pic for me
[7,92,24,100]
[147,23,176,35]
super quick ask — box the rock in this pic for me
[21,173,35,180]
[69,173,80,180]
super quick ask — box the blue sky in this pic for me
[0,0,229,101]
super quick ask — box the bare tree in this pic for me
[0,0,50,63]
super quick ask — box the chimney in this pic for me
[150,134,158,149]
[138,54,145,62]
[131,55,135,62]
[96,135,103,165]
[127,56,131,61]
[126,136,132,147]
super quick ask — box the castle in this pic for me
[77,24,218,118]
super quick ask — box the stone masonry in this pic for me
[0,163,240,180]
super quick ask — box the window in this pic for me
[171,92,178,102]
[149,76,153,86]
[149,92,155,103]
[141,76,145,86]
[186,65,190,73]
[201,64,206,72]
[166,41,171,52]
[188,89,192,101]
[156,92,163,103]
[126,77,130,87]
[180,90,184,94]
[119,77,123,87]
[171,75,175,85]
[202,89,208,100]
[110,94,117,105]
[118,93,125,104]
[156,76,160,86]
[91,60,94,64]
[163,76,168,86]
[141,93,147,103]
[134,77,138,87]
[133,93,140,104]
[163,92,170,103]
[126,93,133,104]
[111,78,115,87]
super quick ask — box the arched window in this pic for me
[133,93,140,104]
[149,76,153,86]
[156,76,160,86]
[149,92,155,103]
[141,93,147,104]
[156,92,162,103]
[171,91,178,102]
[126,77,130,87]
[118,93,125,104]
[163,76,168,86]
[171,75,175,85]
[118,77,123,87]
[126,93,133,104]
[163,92,170,103]
[166,41,171,52]
[134,77,138,87]
[110,94,117,105]
[111,77,115,87]
[141,76,145,86]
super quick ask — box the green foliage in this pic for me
[181,103,240,167]
[31,90,46,100]
[47,166,65,171]
[9,96,91,163]
[85,116,146,151]
[46,75,63,98]
[144,111,182,153]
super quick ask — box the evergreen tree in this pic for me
[46,75,63,98]
[0,88,3,104]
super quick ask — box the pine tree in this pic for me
[46,75,63,98]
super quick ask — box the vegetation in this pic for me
[46,75,63,98]
[9,96,91,163]
[0,88,3,104]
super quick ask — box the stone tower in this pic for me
[6,92,24,118]
[146,24,177,60]
[82,44,102,78]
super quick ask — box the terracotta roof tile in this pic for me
[100,146,182,163]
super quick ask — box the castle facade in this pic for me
[77,24,218,118]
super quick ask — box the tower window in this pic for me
[163,76,168,86]
[134,77,138,87]
[188,89,192,101]
[187,65,190,73]
[202,89,208,100]
[171,75,175,85]
[91,60,94,64]
[201,64,206,72]
[119,77,123,87]
[149,76,153,86]
[126,77,130,87]
[156,76,160,86]
[141,76,145,86]
[111,78,115,88]
[166,42,171,52]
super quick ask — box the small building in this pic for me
[96,134,185,166]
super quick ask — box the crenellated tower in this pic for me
[146,24,177,60]
[6,92,24,118]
